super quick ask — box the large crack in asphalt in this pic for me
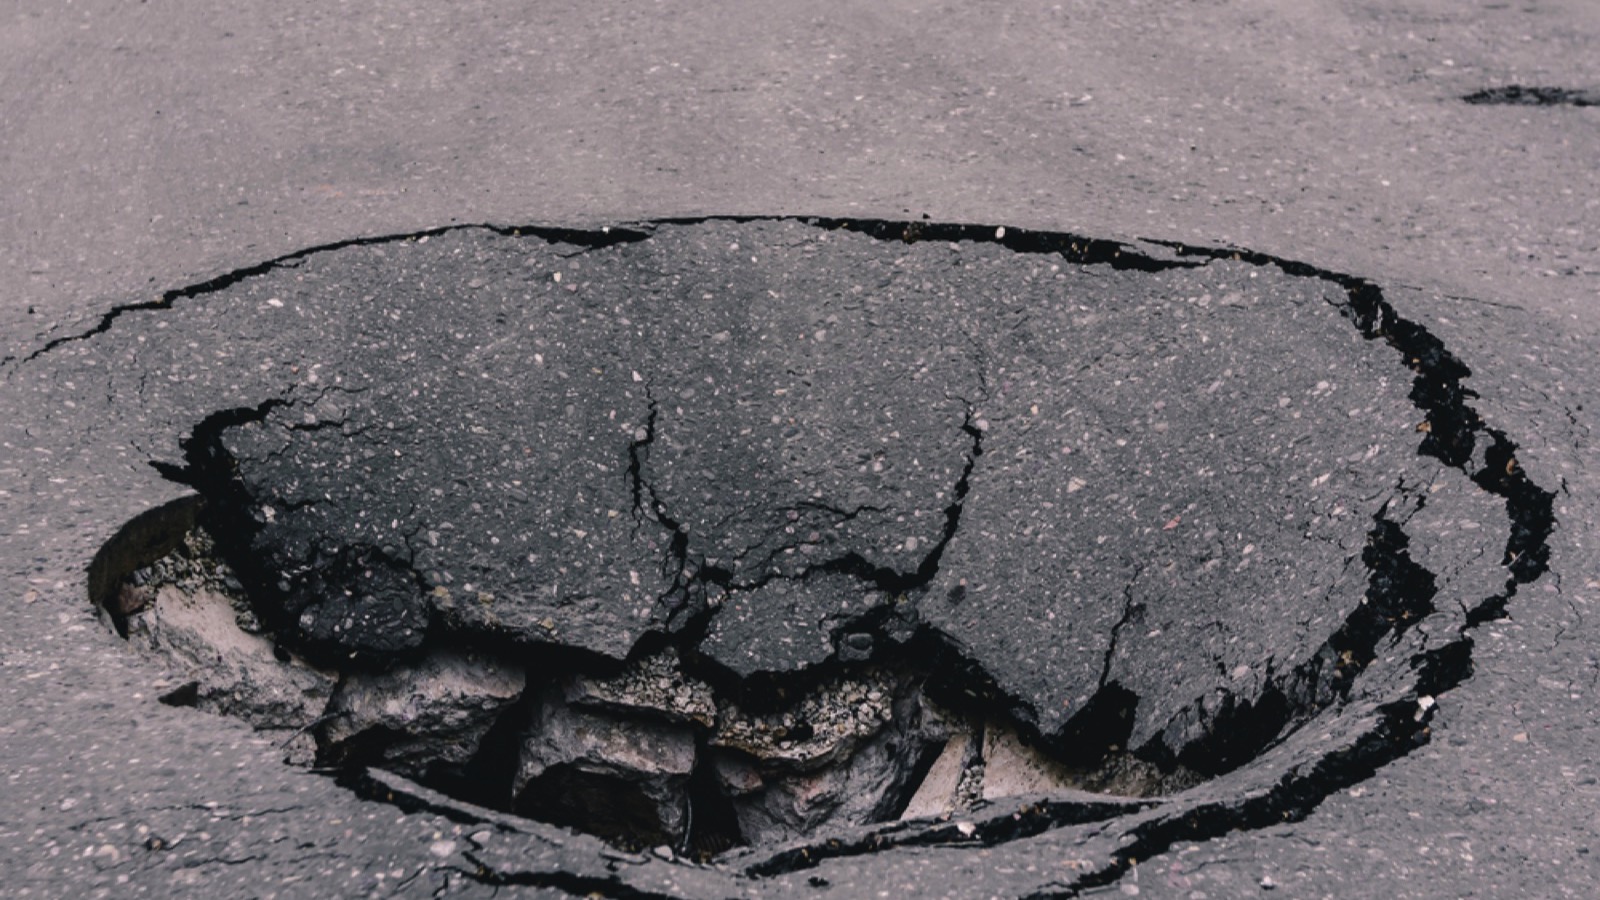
[1461,85,1600,107]
[70,217,1554,895]
[10,224,651,371]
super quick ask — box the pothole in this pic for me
[81,218,1551,875]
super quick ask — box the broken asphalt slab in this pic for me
[2,216,1559,895]
[5,4,1600,896]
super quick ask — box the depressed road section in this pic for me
[25,218,1552,894]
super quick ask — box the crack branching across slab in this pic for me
[720,219,1552,768]
[731,224,1560,896]
[725,407,986,596]
[1097,568,1144,692]
[627,399,987,700]
[624,383,697,620]
[147,390,447,666]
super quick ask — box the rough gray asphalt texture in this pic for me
[4,1,1599,898]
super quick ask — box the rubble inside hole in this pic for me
[111,527,336,762]
[321,649,525,776]
[515,681,701,847]
[102,523,1198,855]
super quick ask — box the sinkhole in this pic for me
[85,217,1549,861]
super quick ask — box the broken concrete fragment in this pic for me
[126,584,335,730]
[899,729,976,820]
[515,685,697,847]
[707,672,947,843]
[981,723,1085,801]
[715,709,942,845]
[720,728,888,844]
[320,650,524,772]
[111,526,335,734]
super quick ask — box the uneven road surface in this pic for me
[3,2,1598,897]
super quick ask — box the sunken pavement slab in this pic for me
[47,218,1551,894]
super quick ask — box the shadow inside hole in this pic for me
[95,519,1205,859]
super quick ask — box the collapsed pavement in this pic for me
[68,218,1550,892]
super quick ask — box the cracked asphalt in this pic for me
[4,2,1599,898]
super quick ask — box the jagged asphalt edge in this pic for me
[61,216,1555,896]
[1007,237,1558,897]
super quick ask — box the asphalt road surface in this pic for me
[3,2,1598,898]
